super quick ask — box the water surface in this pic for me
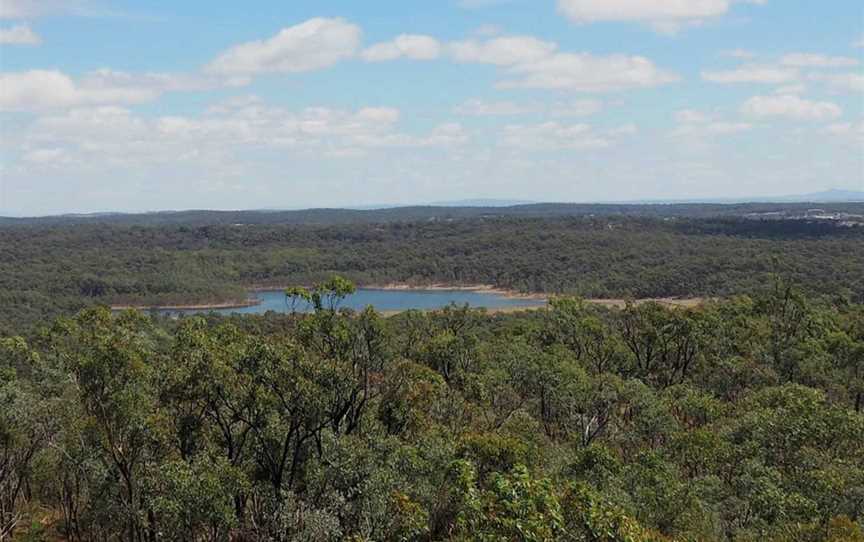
[161,288,546,316]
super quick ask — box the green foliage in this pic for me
[148,456,245,541]
[1,277,863,540]
[452,462,565,542]
[561,483,668,542]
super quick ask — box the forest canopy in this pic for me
[1,215,862,335]
[1,277,863,540]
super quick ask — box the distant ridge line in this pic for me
[4,189,862,221]
[2,198,864,227]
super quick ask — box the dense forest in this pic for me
[1,277,862,540]
[2,215,863,335]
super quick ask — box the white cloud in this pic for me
[458,0,516,8]
[674,109,712,123]
[609,123,638,135]
[0,69,237,112]
[648,20,702,36]
[702,65,798,84]
[825,121,864,136]
[550,99,604,116]
[448,36,677,92]
[672,121,752,137]
[741,94,842,121]
[824,121,864,147]
[17,107,167,169]
[773,84,806,95]
[83,69,242,94]
[780,53,859,68]
[449,36,557,66]
[559,0,729,22]
[472,24,503,37]
[0,0,75,18]
[0,23,40,45]
[206,28,676,95]
[33,106,147,139]
[671,109,753,137]
[354,122,469,148]
[501,122,611,151]
[557,0,765,33]
[454,98,603,117]
[852,35,864,48]
[808,72,864,93]
[499,122,635,151]
[361,34,441,62]
[204,95,264,114]
[703,123,753,135]
[703,52,860,91]
[9,99,467,176]
[423,123,470,146]
[720,49,756,59]
[825,121,864,141]
[499,52,679,92]
[455,99,537,116]
[0,70,158,111]
[205,18,361,76]
[21,147,73,164]
[354,107,401,124]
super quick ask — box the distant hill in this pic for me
[774,189,864,203]
[428,198,536,207]
[609,189,864,205]
[3,200,864,227]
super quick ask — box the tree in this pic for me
[46,308,159,542]
[0,338,48,540]
[450,462,565,542]
[618,303,706,388]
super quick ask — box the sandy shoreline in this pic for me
[361,283,548,300]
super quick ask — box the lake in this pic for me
[159,288,547,316]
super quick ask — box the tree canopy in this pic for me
[1,277,862,540]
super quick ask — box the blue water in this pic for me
[161,289,546,316]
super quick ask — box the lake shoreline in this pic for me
[359,283,547,301]
[246,282,545,300]
[111,299,262,311]
[111,283,704,312]
[112,283,545,312]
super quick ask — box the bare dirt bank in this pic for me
[362,283,548,300]
[379,296,706,317]
[365,284,704,309]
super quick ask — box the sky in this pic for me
[0,0,862,215]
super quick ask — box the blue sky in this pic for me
[0,0,862,215]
